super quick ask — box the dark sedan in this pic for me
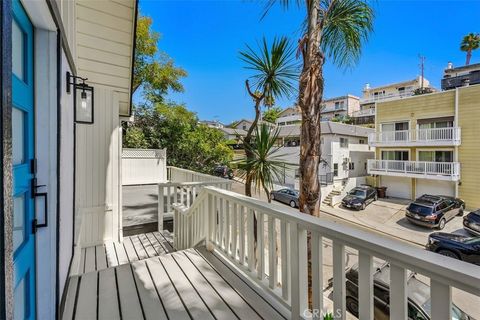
[341,185,377,211]
[271,188,299,208]
[426,232,480,265]
[405,195,465,230]
[464,210,480,236]
[343,262,471,319]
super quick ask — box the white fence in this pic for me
[172,186,480,320]
[122,148,167,185]
[368,159,460,181]
[368,127,461,146]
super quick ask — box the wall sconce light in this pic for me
[66,71,94,124]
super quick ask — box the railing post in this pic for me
[158,184,164,232]
[290,223,307,320]
[332,241,346,320]
[358,251,374,320]
[390,264,407,320]
[431,280,452,320]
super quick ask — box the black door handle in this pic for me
[31,179,48,234]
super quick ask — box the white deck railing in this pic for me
[158,166,233,231]
[368,159,460,181]
[368,127,461,146]
[172,186,480,320]
[360,91,414,104]
[351,108,375,118]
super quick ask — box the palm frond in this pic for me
[320,0,375,68]
[261,0,303,20]
[239,37,300,104]
[460,33,480,51]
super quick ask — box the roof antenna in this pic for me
[418,54,426,89]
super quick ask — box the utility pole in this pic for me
[419,54,426,89]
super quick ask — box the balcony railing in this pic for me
[351,108,375,118]
[368,159,460,181]
[368,127,461,146]
[172,186,480,320]
[360,91,415,104]
[442,72,480,90]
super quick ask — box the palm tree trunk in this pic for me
[298,0,323,218]
[466,50,472,65]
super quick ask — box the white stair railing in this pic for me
[172,186,480,320]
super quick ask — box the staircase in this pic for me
[322,185,345,206]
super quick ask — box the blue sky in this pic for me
[138,0,480,124]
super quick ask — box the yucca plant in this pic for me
[235,123,293,201]
[239,36,298,197]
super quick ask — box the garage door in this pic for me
[416,180,455,198]
[380,176,412,199]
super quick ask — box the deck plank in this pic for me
[79,248,86,274]
[160,254,215,319]
[116,263,144,319]
[98,268,121,320]
[84,246,96,274]
[61,276,78,320]
[114,241,129,265]
[154,231,174,252]
[195,247,287,319]
[105,241,119,268]
[145,232,167,255]
[74,271,97,320]
[131,260,168,320]
[131,234,150,259]
[171,251,238,319]
[184,249,262,320]
[96,245,108,271]
[138,233,158,258]
[122,236,139,262]
[146,258,190,320]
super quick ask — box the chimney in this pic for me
[463,78,470,87]
[447,61,453,70]
[364,83,370,91]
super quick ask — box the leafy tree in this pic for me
[134,14,187,102]
[263,106,283,123]
[239,36,298,197]
[123,103,233,173]
[264,0,374,216]
[460,33,480,66]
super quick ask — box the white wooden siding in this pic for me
[75,0,136,116]
[75,87,121,245]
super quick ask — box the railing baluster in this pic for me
[390,264,407,320]
[289,223,307,320]
[333,240,346,320]
[358,251,373,320]
[231,202,238,260]
[225,200,230,254]
[311,232,323,316]
[239,205,245,265]
[431,280,452,320]
[268,216,276,289]
[158,185,164,232]
[281,220,289,300]
[219,198,224,249]
[247,208,255,272]
[257,211,264,280]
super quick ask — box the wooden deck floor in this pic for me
[62,247,287,320]
[73,231,174,275]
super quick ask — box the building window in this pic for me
[242,125,247,130]
[348,162,355,170]
[333,163,338,177]
[334,101,344,110]
[381,150,409,161]
[418,150,453,162]
[340,137,349,148]
[359,139,365,144]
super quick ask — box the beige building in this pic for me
[367,83,480,210]
[320,95,360,121]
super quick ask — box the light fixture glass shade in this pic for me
[74,84,94,124]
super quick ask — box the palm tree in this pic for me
[263,0,374,216]
[236,123,292,201]
[239,37,298,197]
[460,33,480,65]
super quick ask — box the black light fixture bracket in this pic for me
[66,71,88,94]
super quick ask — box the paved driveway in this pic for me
[321,198,470,246]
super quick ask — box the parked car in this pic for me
[343,262,471,319]
[341,185,377,210]
[426,232,480,265]
[463,210,480,236]
[405,195,465,230]
[271,188,299,208]
[212,165,234,179]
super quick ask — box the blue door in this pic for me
[12,0,36,319]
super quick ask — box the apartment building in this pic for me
[275,106,301,125]
[442,62,480,90]
[367,83,480,209]
[320,95,360,121]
